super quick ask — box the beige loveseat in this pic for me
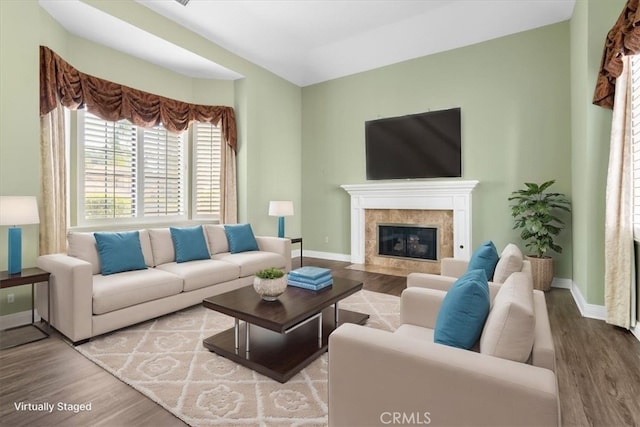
[328,271,559,427]
[36,225,291,345]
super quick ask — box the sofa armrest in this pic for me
[407,272,456,292]
[329,324,560,427]
[532,290,556,372]
[400,287,446,329]
[440,257,469,277]
[36,254,93,343]
[408,271,502,302]
[255,236,292,271]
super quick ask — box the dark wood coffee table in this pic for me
[202,277,368,382]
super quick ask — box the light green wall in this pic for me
[0,0,301,315]
[0,1,42,315]
[301,22,573,278]
[570,0,624,306]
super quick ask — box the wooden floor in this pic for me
[1,257,639,426]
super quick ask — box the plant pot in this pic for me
[526,256,554,291]
[253,276,287,301]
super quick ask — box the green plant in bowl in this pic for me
[255,267,285,280]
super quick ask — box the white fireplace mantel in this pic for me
[341,180,479,264]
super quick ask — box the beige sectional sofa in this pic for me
[328,270,559,427]
[36,224,291,344]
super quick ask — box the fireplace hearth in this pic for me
[378,224,437,261]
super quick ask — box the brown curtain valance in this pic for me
[39,46,237,151]
[593,0,640,109]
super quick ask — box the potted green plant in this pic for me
[253,267,287,301]
[508,180,571,291]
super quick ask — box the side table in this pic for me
[289,237,303,267]
[0,267,51,350]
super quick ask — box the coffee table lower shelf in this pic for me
[203,306,368,383]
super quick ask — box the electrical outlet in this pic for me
[324,236,329,244]
[7,294,15,304]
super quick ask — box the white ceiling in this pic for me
[40,0,575,87]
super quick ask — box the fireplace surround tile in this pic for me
[342,180,479,270]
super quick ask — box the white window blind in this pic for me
[632,55,640,236]
[79,111,187,224]
[143,127,185,217]
[82,113,137,220]
[193,122,222,219]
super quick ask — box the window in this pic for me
[78,111,186,224]
[192,122,223,220]
[142,126,185,217]
[78,111,223,225]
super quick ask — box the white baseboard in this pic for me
[0,310,41,330]
[551,277,572,289]
[632,323,640,342]
[567,281,608,320]
[291,248,301,258]
[303,250,352,263]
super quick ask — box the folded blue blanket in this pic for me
[288,278,333,291]
[288,266,332,280]
[287,272,332,286]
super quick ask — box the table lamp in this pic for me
[268,201,294,238]
[0,196,40,275]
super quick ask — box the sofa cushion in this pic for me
[67,231,101,275]
[170,225,210,263]
[156,259,240,292]
[203,224,230,255]
[67,230,155,274]
[493,243,524,283]
[92,268,183,315]
[214,251,287,277]
[138,230,154,268]
[480,272,535,363]
[224,224,259,253]
[468,241,499,280]
[148,228,176,266]
[94,231,148,275]
[434,269,490,350]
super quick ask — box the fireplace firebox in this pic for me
[378,224,437,261]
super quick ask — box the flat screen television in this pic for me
[365,107,461,180]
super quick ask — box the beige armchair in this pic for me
[408,243,532,300]
[328,272,559,427]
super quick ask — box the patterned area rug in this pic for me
[75,290,400,426]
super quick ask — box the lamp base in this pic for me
[8,226,22,275]
[277,217,285,238]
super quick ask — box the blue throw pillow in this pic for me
[170,225,210,263]
[94,231,148,276]
[434,269,490,349]
[468,240,499,280]
[224,224,259,253]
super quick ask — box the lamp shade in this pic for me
[268,201,294,217]
[0,196,40,226]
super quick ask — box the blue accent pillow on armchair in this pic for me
[434,269,490,349]
[468,240,499,280]
[224,224,259,253]
[170,225,210,263]
[94,231,148,275]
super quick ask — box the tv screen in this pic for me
[365,108,461,180]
